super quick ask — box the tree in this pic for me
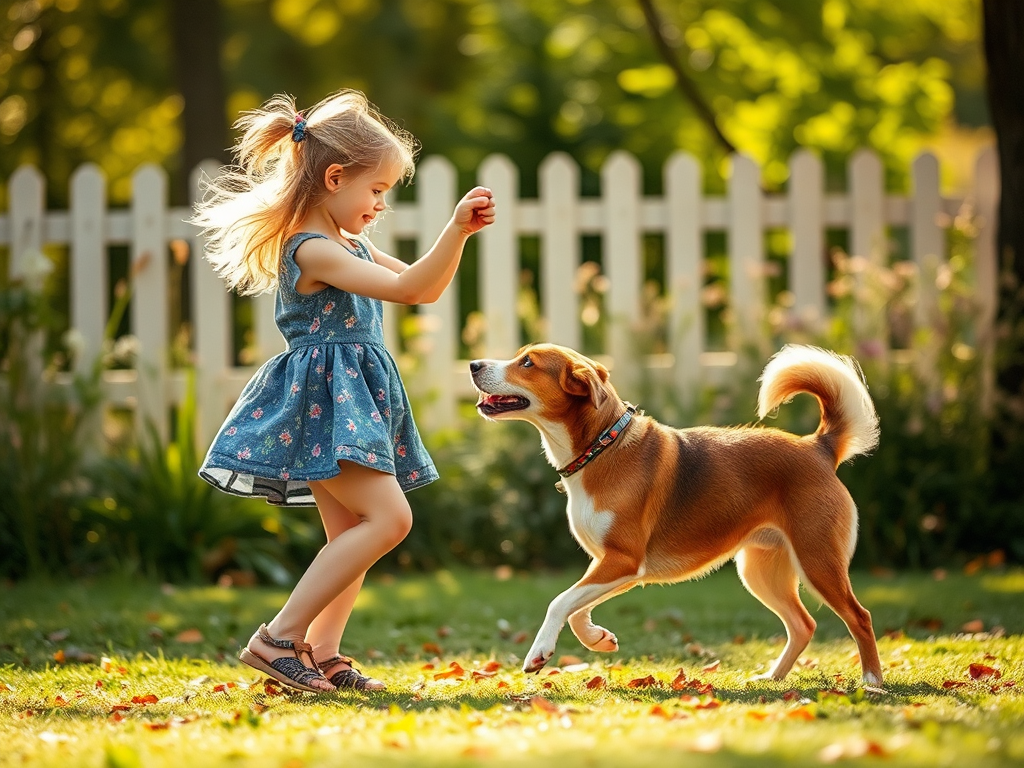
[170,0,228,201]
[982,1,1024,425]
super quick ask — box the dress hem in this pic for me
[201,448,439,498]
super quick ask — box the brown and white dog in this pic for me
[470,343,883,684]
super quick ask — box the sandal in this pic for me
[316,653,386,691]
[239,624,334,693]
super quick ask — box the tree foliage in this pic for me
[1,0,986,206]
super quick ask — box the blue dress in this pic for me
[199,232,439,506]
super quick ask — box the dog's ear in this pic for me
[561,359,610,408]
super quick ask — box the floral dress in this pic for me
[199,232,438,506]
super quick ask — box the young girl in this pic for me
[193,89,495,692]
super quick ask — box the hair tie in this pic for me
[292,112,307,143]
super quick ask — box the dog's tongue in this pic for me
[480,394,519,407]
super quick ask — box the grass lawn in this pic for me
[1,566,1023,767]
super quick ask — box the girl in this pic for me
[193,89,495,692]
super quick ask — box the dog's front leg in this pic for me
[523,553,641,673]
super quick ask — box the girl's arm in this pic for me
[295,187,495,305]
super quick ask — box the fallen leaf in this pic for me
[695,699,720,710]
[942,680,967,689]
[732,635,746,645]
[52,695,68,706]
[961,619,985,633]
[557,655,583,667]
[109,712,124,723]
[143,721,170,730]
[433,662,466,680]
[787,705,817,720]
[585,676,606,690]
[511,631,530,644]
[47,629,70,643]
[174,629,204,644]
[482,660,502,673]
[131,694,158,705]
[436,626,452,638]
[53,650,66,664]
[670,669,688,690]
[747,711,771,721]
[968,663,1001,681]
[110,705,132,713]
[529,696,559,715]
[471,670,497,681]
[420,663,435,670]
[626,675,659,689]
[547,669,561,676]
[701,660,721,673]
[421,642,443,656]
[783,690,801,702]
[263,679,284,697]
[496,681,509,689]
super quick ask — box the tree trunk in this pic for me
[170,0,229,203]
[982,1,1024,521]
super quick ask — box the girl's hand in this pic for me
[453,187,496,236]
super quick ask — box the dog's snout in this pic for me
[469,360,487,374]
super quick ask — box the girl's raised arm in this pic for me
[296,188,495,304]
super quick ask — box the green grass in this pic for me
[2,567,1023,767]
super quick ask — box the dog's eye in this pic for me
[521,355,533,368]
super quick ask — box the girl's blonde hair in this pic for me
[193,89,418,295]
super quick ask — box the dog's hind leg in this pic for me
[787,505,883,685]
[736,545,817,680]
[523,551,642,673]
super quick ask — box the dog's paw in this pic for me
[583,628,618,652]
[522,649,554,674]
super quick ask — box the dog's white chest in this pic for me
[563,483,613,558]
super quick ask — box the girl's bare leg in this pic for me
[302,481,385,689]
[244,463,411,688]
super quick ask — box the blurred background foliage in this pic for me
[3,0,1020,583]
[0,0,991,206]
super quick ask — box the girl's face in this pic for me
[322,161,404,236]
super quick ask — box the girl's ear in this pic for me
[324,164,346,192]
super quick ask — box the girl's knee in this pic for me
[382,502,413,548]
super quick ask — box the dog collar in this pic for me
[556,402,638,479]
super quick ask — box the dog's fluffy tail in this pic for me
[757,345,879,466]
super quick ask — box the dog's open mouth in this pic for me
[476,393,530,416]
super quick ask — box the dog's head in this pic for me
[469,343,614,424]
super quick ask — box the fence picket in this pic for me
[539,153,581,350]
[416,156,458,429]
[664,151,703,400]
[130,164,169,442]
[911,152,943,327]
[69,164,107,372]
[789,150,826,329]
[478,154,519,357]
[190,161,233,447]
[850,149,885,263]
[8,165,45,285]
[603,151,643,395]
[728,154,765,346]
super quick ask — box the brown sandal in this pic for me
[316,654,386,691]
[239,624,334,693]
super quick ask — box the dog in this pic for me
[470,343,883,684]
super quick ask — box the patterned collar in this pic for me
[556,402,639,478]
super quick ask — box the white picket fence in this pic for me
[0,148,1000,444]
